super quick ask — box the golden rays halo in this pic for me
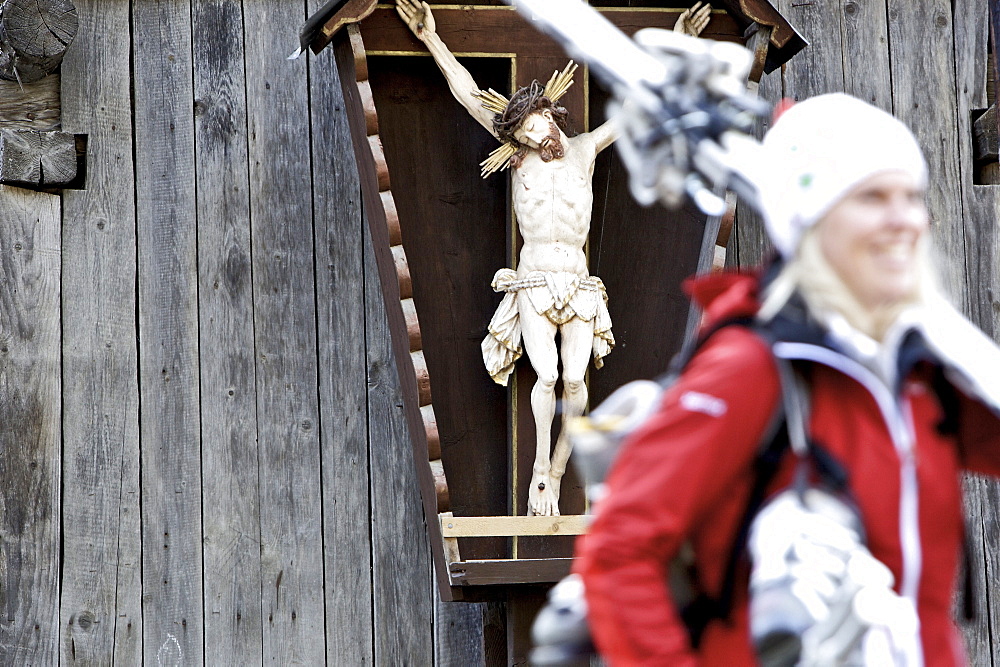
[474,60,577,177]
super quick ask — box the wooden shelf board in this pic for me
[448,558,574,586]
[440,514,589,538]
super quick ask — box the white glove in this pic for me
[748,488,922,666]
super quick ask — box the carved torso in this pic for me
[511,132,598,276]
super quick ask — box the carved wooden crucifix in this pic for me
[351,2,755,527]
[304,0,804,598]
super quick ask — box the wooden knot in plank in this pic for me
[0,0,79,83]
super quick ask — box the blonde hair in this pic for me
[758,226,941,341]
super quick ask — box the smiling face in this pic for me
[815,170,929,312]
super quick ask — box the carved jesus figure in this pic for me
[397,0,710,516]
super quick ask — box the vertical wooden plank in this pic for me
[365,231,434,664]
[307,37,375,667]
[887,0,968,310]
[506,588,546,666]
[840,0,892,111]
[952,2,1000,661]
[434,578,486,667]
[59,0,142,662]
[0,187,60,664]
[192,1,263,664]
[243,1,325,662]
[132,0,203,662]
[776,0,845,99]
[952,0,993,335]
[974,474,1000,663]
[482,600,507,666]
[961,476,995,663]
[733,64,781,268]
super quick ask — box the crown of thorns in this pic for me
[472,61,577,177]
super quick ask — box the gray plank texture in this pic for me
[243,1,326,662]
[952,1,1000,662]
[952,0,993,335]
[887,0,967,310]
[0,76,61,131]
[364,231,435,665]
[840,0,892,111]
[58,0,142,662]
[777,0,845,98]
[0,187,61,664]
[970,474,1000,663]
[132,0,204,662]
[306,33,376,667]
[732,62,781,267]
[192,1,264,664]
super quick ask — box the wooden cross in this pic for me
[354,5,745,130]
[310,0,803,605]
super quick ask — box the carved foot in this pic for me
[528,471,561,516]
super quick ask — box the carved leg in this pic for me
[528,372,560,516]
[517,296,562,516]
[550,317,595,503]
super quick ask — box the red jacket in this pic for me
[575,272,1000,666]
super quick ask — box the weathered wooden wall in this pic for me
[1,0,1000,665]
[1,0,494,664]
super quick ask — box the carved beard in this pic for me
[538,122,565,162]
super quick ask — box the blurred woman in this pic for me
[576,93,1000,666]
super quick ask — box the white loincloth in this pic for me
[481,268,615,386]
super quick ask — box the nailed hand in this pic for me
[396,0,436,39]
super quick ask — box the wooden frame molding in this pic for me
[333,23,457,599]
[321,2,806,601]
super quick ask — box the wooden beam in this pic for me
[989,0,1000,154]
[0,75,60,130]
[0,128,76,186]
[333,24,458,601]
[746,23,774,85]
[0,0,78,83]
[718,0,807,72]
[359,6,742,57]
[449,558,573,586]
[306,0,377,54]
[973,104,998,163]
[440,514,588,538]
[305,2,807,72]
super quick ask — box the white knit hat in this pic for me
[758,93,928,257]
